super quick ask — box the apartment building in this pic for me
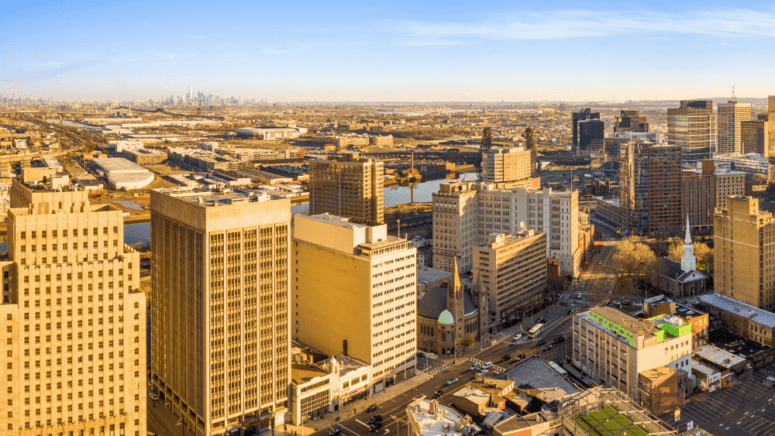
[481,147,535,189]
[714,196,775,310]
[473,230,547,324]
[717,100,752,155]
[0,180,146,435]
[619,141,651,235]
[432,181,579,277]
[309,155,384,225]
[646,145,682,235]
[668,100,716,164]
[291,214,417,393]
[715,171,745,211]
[150,188,291,435]
[682,163,716,231]
[573,306,693,402]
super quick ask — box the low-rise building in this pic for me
[450,375,515,418]
[697,293,775,347]
[573,306,693,402]
[637,366,687,415]
[406,398,479,436]
[642,295,709,349]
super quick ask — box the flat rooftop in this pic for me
[695,345,747,369]
[499,357,579,394]
[305,213,369,229]
[92,157,149,174]
[406,399,478,436]
[417,266,451,285]
[154,187,275,206]
[699,293,775,328]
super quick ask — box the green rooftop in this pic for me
[438,309,455,325]
[575,406,652,436]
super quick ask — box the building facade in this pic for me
[714,196,775,310]
[150,188,291,435]
[481,147,535,189]
[698,293,775,347]
[309,155,384,225]
[432,181,580,277]
[741,119,770,156]
[572,108,600,152]
[573,306,693,402]
[614,110,649,133]
[578,119,605,152]
[668,100,716,164]
[291,214,417,392]
[647,145,683,235]
[717,100,752,155]
[473,231,547,325]
[0,180,146,436]
[619,141,651,235]
[715,171,746,211]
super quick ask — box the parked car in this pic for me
[542,345,553,351]
[554,336,565,344]
[537,339,547,346]
[329,426,342,435]
[476,369,488,376]
[417,352,426,359]
[447,378,459,385]
[433,391,443,398]
[366,405,377,413]
[482,361,493,369]
[500,354,511,362]
[149,392,159,401]
[370,422,383,432]
[370,415,383,424]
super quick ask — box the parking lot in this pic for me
[660,373,775,435]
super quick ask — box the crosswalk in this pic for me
[469,357,506,374]
[426,363,449,376]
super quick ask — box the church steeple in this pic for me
[681,215,697,273]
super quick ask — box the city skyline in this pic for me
[2,1,775,102]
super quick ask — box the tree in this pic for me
[694,242,713,274]
[611,237,657,279]
[667,238,683,263]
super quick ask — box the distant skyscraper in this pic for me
[613,110,649,133]
[667,100,716,165]
[309,154,384,225]
[150,188,291,434]
[717,100,752,154]
[578,119,605,152]
[572,108,600,152]
[647,144,683,235]
[769,96,775,167]
[741,118,769,156]
[619,141,652,235]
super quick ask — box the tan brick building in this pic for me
[291,214,417,392]
[150,188,291,435]
[473,230,547,324]
[481,147,535,189]
[309,155,384,225]
[0,180,146,435]
[714,196,775,310]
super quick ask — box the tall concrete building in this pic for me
[150,188,291,434]
[573,306,693,402]
[291,214,417,391]
[741,118,770,156]
[646,145,683,236]
[309,155,384,225]
[682,160,745,232]
[0,180,146,435]
[578,119,605,152]
[715,171,745,211]
[668,100,716,165]
[432,181,579,277]
[714,196,775,310]
[481,147,536,189]
[473,230,547,324]
[717,100,752,155]
[572,108,600,152]
[613,110,649,133]
[619,141,652,235]
[770,97,775,158]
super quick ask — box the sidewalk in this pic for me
[282,371,432,436]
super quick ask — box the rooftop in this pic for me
[406,399,478,436]
[694,345,747,369]
[499,357,580,394]
[92,157,149,174]
[305,213,369,229]
[699,293,775,328]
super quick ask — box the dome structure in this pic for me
[438,309,455,325]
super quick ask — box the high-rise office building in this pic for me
[432,181,579,276]
[578,119,605,152]
[717,100,752,154]
[0,180,146,435]
[572,108,600,151]
[291,214,417,391]
[668,100,716,165]
[715,171,745,212]
[770,97,775,157]
[613,110,649,133]
[741,118,769,155]
[309,154,384,225]
[473,230,547,324]
[647,145,683,235]
[619,141,652,235]
[150,188,291,434]
[714,196,775,310]
[682,160,745,232]
[481,147,536,189]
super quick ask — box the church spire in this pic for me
[685,215,692,244]
[451,256,462,294]
[681,215,696,273]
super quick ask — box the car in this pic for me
[513,333,522,341]
[542,345,553,351]
[500,354,512,362]
[149,392,159,401]
[599,261,603,265]
[536,339,547,346]
[482,361,493,369]
[476,369,488,375]
[554,336,565,344]
[366,405,377,413]
[370,415,383,424]
[417,352,426,359]
[416,394,423,399]
[329,426,342,436]
[469,363,480,371]
[370,423,383,432]
[447,378,459,385]
[433,391,443,398]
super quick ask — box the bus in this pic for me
[548,361,568,377]
[527,323,544,339]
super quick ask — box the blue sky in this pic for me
[2,0,775,102]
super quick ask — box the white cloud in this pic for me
[391,8,775,45]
